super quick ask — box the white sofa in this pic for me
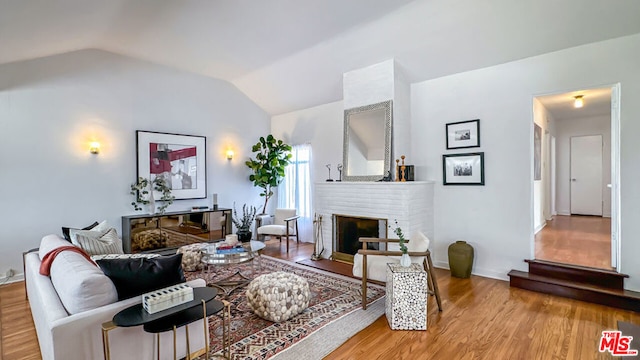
[25,234,207,360]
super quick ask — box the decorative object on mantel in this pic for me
[443,152,485,185]
[390,220,410,267]
[395,155,415,182]
[448,240,474,278]
[377,170,392,182]
[130,176,174,214]
[311,213,325,261]
[232,203,257,242]
[325,164,334,182]
[336,164,343,182]
[343,100,393,181]
[136,130,207,200]
[245,134,292,213]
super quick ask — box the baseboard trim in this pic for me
[433,260,509,282]
[0,273,24,285]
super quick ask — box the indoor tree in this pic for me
[245,134,292,213]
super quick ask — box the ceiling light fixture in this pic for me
[574,95,584,108]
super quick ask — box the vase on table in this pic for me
[147,185,156,214]
[236,229,252,242]
[400,253,411,267]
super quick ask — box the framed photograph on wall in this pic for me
[446,119,480,149]
[443,152,485,185]
[136,130,207,200]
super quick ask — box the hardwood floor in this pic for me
[3,238,639,359]
[535,215,612,270]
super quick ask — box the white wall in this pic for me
[0,50,269,281]
[555,115,611,217]
[532,98,557,232]
[411,33,640,290]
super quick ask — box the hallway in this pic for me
[535,215,612,270]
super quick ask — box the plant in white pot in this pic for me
[390,220,410,267]
[130,176,174,215]
[232,203,257,242]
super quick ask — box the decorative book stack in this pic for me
[142,283,194,314]
[216,244,246,254]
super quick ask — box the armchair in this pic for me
[354,232,442,311]
[256,208,300,252]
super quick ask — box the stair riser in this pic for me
[510,277,640,312]
[528,262,624,290]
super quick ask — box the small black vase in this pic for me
[236,229,252,242]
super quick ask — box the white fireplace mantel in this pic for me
[314,181,434,260]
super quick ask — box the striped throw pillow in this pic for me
[74,228,124,255]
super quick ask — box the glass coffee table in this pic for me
[201,240,266,296]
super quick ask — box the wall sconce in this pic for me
[574,95,584,108]
[89,141,100,155]
[226,149,234,160]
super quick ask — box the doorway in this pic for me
[570,135,603,216]
[532,85,618,271]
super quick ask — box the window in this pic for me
[278,144,312,241]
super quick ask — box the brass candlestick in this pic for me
[400,155,406,182]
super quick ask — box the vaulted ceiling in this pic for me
[2,0,640,115]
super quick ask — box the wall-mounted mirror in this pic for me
[342,100,392,181]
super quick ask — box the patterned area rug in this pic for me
[185,255,385,359]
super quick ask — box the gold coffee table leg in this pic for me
[101,321,117,360]
[222,300,231,359]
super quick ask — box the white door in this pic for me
[570,135,603,216]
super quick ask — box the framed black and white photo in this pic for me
[446,119,480,149]
[443,152,485,185]
[136,130,207,200]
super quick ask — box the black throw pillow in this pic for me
[96,254,186,301]
[61,221,99,242]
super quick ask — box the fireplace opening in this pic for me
[333,215,387,263]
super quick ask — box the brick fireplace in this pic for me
[315,181,434,262]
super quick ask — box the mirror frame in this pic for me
[342,100,393,181]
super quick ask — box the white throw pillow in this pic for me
[407,231,431,253]
[74,228,124,255]
[68,220,110,244]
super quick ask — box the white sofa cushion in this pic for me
[352,253,400,281]
[257,224,295,236]
[39,234,118,314]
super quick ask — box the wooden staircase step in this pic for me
[508,270,640,312]
[525,259,628,290]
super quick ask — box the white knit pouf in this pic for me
[176,243,205,272]
[246,272,310,322]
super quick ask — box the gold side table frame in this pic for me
[101,299,231,360]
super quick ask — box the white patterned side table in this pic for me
[385,263,428,330]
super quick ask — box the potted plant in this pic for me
[130,176,174,215]
[390,220,410,267]
[232,203,257,242]
[245,135,292,213]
